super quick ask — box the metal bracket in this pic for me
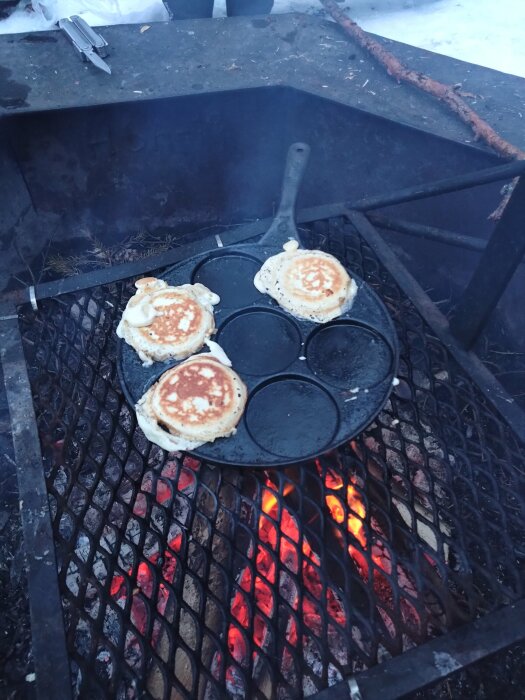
[312,601,525,700]
[0,306,72,700]
[28,285,38,311]
[450,175,525,348]
[347,209,525,445]
[348,678,363,700]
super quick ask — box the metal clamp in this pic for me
[29,285,38,311]
[348,678,363,700]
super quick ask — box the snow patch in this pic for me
[1,1,524,78]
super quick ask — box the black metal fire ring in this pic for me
[8,212,524,700]
[4,154,525,698]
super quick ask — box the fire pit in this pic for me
[2,186,522,697]
[1,13,525,700]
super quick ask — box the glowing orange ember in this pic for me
[325,494,345,523]
[347,484,367,548]
[113,454,383,676]
[318,458,386,584]
[109,471,185,637]
[317,459,344,490]
[226,475,349,666]
[322,461,369,567]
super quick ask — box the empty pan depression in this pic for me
[216,308,302,375]
[117,245,399,467]
[306,321,393,389]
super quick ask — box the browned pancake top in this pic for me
[138,291,205,345]
[156,359,233,424]
[283,255,346,300]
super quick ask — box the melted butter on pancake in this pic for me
[204,338,232,366]
[135,277,168,291]
[139,291,204,345]
[283,239,300,253]
[254,240,357,322]
[121,295,161,328]
[118,278,220,366]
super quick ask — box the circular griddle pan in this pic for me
[117,144,399,467]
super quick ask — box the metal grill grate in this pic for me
[19,218,525,699]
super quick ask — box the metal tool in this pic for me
[58,16,111,74]
[70,15,109,58]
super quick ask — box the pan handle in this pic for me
[260,142,311,246]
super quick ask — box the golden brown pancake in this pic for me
[254,240,357,322]
[117,278,219,366]
[136,354,247,451]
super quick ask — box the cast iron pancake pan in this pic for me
[117,243,398,467]
[117,143,399,467]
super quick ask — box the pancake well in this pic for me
[117,277,220,366]
[254,240,357,323]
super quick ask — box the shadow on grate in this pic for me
[18,219,525,699]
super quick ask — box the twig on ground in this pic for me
[320,0,525,161]
[12,239,36,287]
[319,0,524,219]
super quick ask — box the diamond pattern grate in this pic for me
[18,218,525,698]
